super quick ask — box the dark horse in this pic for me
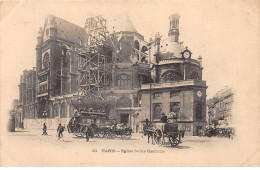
[143,123,157,144]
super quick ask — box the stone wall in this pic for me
[24,118,71,129]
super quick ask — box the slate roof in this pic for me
[113,15,138,33]
[46,14,88,45]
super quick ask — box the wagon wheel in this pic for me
[80,126,87,137]
[169,135,179,147]
[98,130,105,138]
[154,129,162,145]
[124,130,132,139]
[107,131,116,139]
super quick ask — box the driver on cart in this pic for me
[160,113,168,123]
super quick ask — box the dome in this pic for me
[160,39,185,59]
[112,15,138,33]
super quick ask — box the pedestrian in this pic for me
[57,123,64,139]
[182,129,185,138]
[42,123,48,135]
[85,127,89,142]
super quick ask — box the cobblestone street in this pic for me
[1,128,239,166]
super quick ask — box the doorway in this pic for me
[120,114,129,124]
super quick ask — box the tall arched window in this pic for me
[188,72,199,80]
[141,46,148,54]
[134,40,139,50]
[117,74,131,89]
[53,104,59,118]
[60,103,66,118]
[43,53,50,68]
[196,103,203,120]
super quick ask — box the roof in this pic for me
[45,14,88,45]
[112,15,138,33]
[160,39,186,59]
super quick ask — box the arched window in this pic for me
[141,56,148,63]
[196,103,203,120]
[43,53,50,68]
[53,104,59,118]
[117,74,131,89]
[60,103,66,118]
[134,40,139,50]
[161,71,181,82]
[189,72,199,80]
[141,46,148,54]
[136,53,139,61]
[62,46,67,56]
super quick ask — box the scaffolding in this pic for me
[77,16,113,100]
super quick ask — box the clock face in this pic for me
[197,91,202,97]
[184,51,190,58]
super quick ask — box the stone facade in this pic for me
[207,87,233,126]
[18,14,207,135]
[18,69,37,120]
[139,14,207,136]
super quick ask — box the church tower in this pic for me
[168,13,180,42]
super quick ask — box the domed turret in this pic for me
[159,13,185,59]
[168,13,180,42]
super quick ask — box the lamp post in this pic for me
[149,82,152,122]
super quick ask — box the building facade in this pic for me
[207,86,233,126]
[18,14,207,135]
[18,69,37,120]
[139,14,207,136]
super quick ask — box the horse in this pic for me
[143,123,157,144]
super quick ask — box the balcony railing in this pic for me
[140,80,206,90]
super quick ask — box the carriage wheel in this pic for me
[107,132,116,139]
[124,130,132,139]
[154,129,162,145]
[80,126,87,137]
[169,135,179,147]
[98,130,105,138]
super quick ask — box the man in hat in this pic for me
[160,113,168,123]
[57,123,64,139]
[42,123,48,135]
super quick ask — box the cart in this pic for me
[144,121,181,147]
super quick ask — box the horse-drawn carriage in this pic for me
[143,119,181,147]
[67,111,116,138]
[67,112,132,139]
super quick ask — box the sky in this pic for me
[0,0,259,115]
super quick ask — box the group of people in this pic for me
[42,123,66,139]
